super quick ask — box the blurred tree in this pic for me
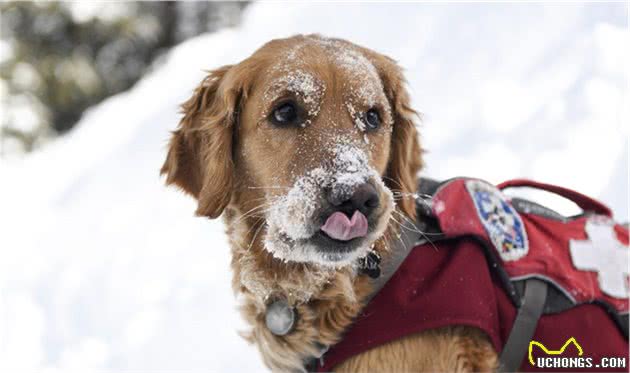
[0,1,248,156]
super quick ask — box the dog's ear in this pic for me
[369,54,424,219]
[161,65,240,218]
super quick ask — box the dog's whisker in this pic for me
[239,212,269,232]
[243,196,272,203]
[240,204,272,219]
[382,222,400,255]
[235,217,266,250]
[391,190,432,199]
[391,210,442,237]
[247,186,290,190]
[247,219,267,251]
[389,210,439,252]
[388,214,407,231]
[241,203,271,216]
[233,203,274,226]
[391,191,433,212]
[387,215,415,251]
[392,191,418,198]
[374,232,390,254]
[390,190,433,213]
[394,231,406,254]
[382,176,405,191]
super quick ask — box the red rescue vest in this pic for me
[319,178,629,372]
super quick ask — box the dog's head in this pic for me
[162,35,422,267]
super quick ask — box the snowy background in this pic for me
[0,2,628,372]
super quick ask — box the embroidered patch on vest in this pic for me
[465,180,529,261]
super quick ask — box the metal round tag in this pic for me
[265,299,296,336]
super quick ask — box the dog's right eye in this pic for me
[270,101,298,126]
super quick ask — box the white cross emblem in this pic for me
[569,219,629,299]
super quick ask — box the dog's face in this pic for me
[162,35,422,267]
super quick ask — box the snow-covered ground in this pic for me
[0,3,627,372]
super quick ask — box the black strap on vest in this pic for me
[499,278,548,372]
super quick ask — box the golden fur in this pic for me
[162,35,497,372]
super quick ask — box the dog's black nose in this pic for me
[329,183,380,216]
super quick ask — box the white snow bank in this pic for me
[0,2,627,372]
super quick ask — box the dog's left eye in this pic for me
[364,109,381,130]
[270,101,299,126]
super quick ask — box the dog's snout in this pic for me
[328,183,379,216]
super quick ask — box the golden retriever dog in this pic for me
[161,34,497,372]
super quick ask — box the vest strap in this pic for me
[499,278,548,372]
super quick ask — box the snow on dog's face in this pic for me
[263,142,394,265]
[162,35,423,267]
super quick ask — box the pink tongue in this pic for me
[321,211,368,241]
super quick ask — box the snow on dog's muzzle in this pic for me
[263,143,394,265]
